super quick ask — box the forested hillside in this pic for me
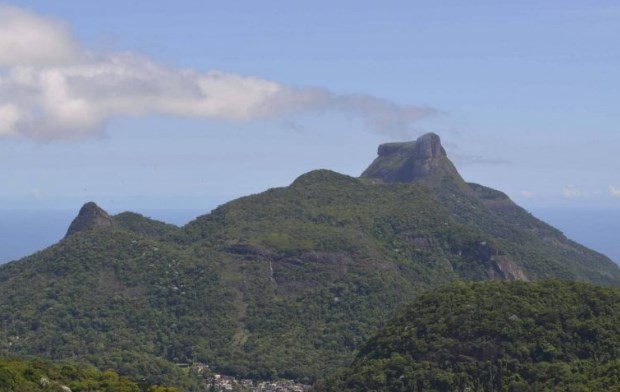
[316,280,620,391]
[0,134,618,388]
[0,356,178,391]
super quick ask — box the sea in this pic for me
[530,207,620,266]
[0,209,205,264]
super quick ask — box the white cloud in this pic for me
[519,190,534,198]
[0,5,435,140]
[609,185,620,197]
[562,185,585,198]
[0,103,21,135]
[0,5,78,66]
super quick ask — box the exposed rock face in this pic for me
[361,133,464,186]
[65,202,113,238]
[492,256,529,281]
[404,132,446,177]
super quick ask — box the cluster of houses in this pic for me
[206,374,309,391]
[191,363,310,392]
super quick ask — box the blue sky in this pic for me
[1,0,619,213]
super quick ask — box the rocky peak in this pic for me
[65,202,114,238]
[361,133,464,186]
[411,132,446,160]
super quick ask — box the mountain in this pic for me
[362,133,465,189]
[0,133,618,388]
[65,201,114,238]
[363,133,618,284]
[315,280,620,391]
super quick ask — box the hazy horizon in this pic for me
[2,2,619,267]
[2,1,620,214]
[1,205,619,266]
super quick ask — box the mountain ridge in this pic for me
[0,133,618,388]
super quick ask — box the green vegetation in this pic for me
[0,356,178,391]
[0,138,619,388]
[113,212,180,240]
[316,280,620,391]
[0,228,221,389]
[436,179,619,285]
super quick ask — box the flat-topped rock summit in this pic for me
[361,133,465,187]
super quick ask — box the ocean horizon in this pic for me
[1,207,619,266]
[0,208,208,264]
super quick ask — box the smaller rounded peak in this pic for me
[291,169,358,188]
[65,201,113,238]
[79,201,103,211]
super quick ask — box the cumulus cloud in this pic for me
[0,4,78,66]
[609,185,620,197]
[0,5,435,140]
[0,103,21,135]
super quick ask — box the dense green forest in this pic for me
[0,357,178,391]
[1,134,619,388]
[316,280,620,391]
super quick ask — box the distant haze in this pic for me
[1,207,618,266]
[0,208,206,264]
[530,208,620,266]
[1,2,619,266]
[1,2,620,213]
